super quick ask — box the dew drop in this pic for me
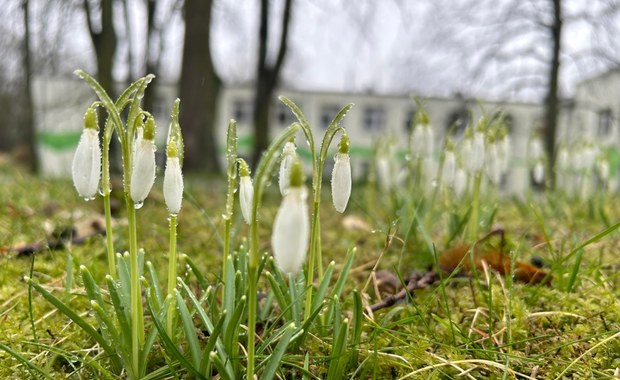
[233,188,238,193]
[134,201,144,209]
[169,213,178,218]
[98,187,104,196]
[83,196,96,201]
[431,180,438,188]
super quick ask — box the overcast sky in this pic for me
[4,0,620,102]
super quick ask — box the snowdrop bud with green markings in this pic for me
[272,158,309,274]
[130,116,157,204]
[331,133,351,213]
[239,159,254,224]
[164,140,183,215]
[72,107,101,199]
[279,141,297,196]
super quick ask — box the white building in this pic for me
[33,71,618,193]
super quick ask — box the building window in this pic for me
[404,108,416,132]
[446,108,469,137]
[320,105,341,129]
[274,102,297,127]
[598,109,613,137]
[363,106,385,132]
[232,99,253,124]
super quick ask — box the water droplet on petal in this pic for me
[83,196,96,201]
[134,201,144,209]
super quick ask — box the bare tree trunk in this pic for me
[84,0,117,101]
[142,0,157,113]
[543,0,562,188]
[21,0,37,172]
[251,0,293,167]
[179,0,221,173]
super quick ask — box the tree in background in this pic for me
[251,0,294,167]
[179,0,221,172]
[20,0,37,172]
[83,0,117,100]
[424,0,620,187]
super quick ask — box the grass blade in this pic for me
[260,322,297,380]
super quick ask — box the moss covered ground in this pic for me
[1,158,619,379]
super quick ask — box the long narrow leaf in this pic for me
[175,290,202,367]
[0,342,54,380]
[146,292,207,380]
[312,261,335,312]
[260,323,297,380]
[332,247,357,299]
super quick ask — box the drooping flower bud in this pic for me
[469,130,486,172]
[533,161,545,184]
[272,159,309,274]
[72,107,101,200]
[130,116,156,204]
[164,140,184,215]
[442,149,456,188]
[238,159,254,224]
[331,134,352,213]
[279,141,297,195]
[454,167,467,198]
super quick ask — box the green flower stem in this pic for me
[166,214,178,338]
[468,170,483,241]
[101,119,116,277]
[222,120,237,290]
[126,199,141,377]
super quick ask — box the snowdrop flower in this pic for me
[486,139,502,185]
[164,140,184,215]
[529,137,544,162]
[410,124,425,159]
[454,167,468,198]
[442,149,456,188]
[469,130,486,172]
[331,134,351,213]
[422,124,434,159]
[597,158,610,183]
[497,131,510,174]
[279,141,297,195]
[72,107,101,200]
[238,159,254,224]
[272,159,309,275]
[130,116,156,204]
[533,161,545,184]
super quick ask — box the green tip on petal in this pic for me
[84,107,98,130]
[338,133,350,154]
[144,116,156,140]
[239,159,251,177]
[289,158,303,187]
[167,139,178,158]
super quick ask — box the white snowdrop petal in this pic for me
[533,162,545,184]
[470,132,485,172]
[164,157,184,214]
[331,153,351,213]
[72,128,101,199]
[411,126,425,158]
[423,125,434,158]
[442,151,456,187]
[271,187,309,274]
[376,156,391,191]
[454,168,467,198]
[239,175,254,224]
[278,142,297,195]
[130,139,156,203]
